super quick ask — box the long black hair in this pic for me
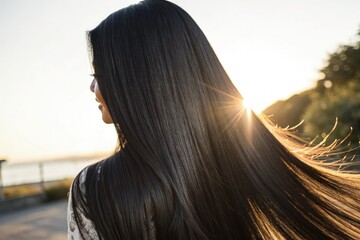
[72,0,360,239]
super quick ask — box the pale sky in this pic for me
[1,0,360,162]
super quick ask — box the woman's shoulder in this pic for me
[76,166,89,196]
[74,156,108,190]
[72,152,122,199]
[67,159,107,240]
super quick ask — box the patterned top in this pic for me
[67,158,156,239]
[67,167,99,240]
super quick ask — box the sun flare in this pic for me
[242,99,253,117]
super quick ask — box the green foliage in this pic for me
[264,27,360,154]
[315,29,360,95]
[318,45,360,86]
[4,185,42,199]
[302,80,360,149]
[3,179,72,201]
[44,179,72,202]
[302,28,360,153]
[263,90,312,130]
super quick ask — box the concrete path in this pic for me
[0,200,67,240]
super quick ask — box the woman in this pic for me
[68,0,360,239]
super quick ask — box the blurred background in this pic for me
[0,0,360,239]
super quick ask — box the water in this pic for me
[1,158,101,187]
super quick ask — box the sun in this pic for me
[231,79,271,114]
[242,99,253,117]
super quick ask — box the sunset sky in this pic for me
[1,0,360,162]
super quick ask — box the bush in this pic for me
[4,185,42,199]
[44,179,73,201]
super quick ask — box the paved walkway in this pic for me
[0,200,68,240]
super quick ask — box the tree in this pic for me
[302,28,360,156]
[302,80,360,149]
[264,27,360,152]
[263,90,312,130]
[316,29,360,92]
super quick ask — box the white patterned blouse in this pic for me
[67,167,99,240]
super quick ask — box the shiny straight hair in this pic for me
[71,0,360,239]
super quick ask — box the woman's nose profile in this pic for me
[90,78,95,93]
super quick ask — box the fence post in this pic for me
[0,159,7,201]
[39,162,45,193]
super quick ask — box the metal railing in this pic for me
[0,158,100,201]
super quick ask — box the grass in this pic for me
[44,178,73,201]
[3,178,73,201]
[4,184,42,199]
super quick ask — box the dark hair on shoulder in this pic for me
[72,0,360,239]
